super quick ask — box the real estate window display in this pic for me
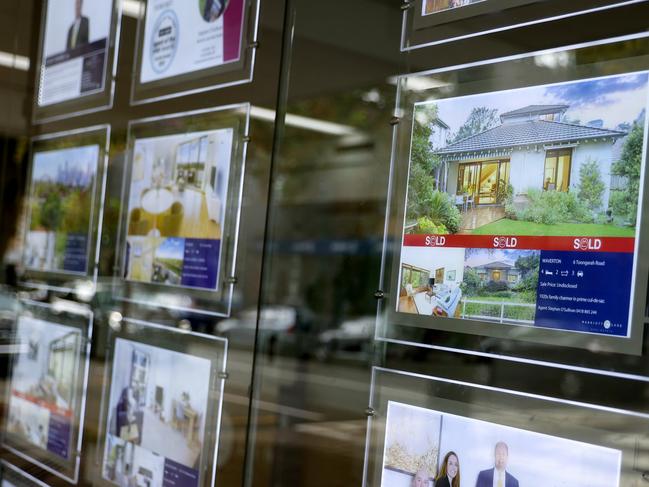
[3,1,649,487]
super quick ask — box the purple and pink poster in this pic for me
[140,0,246,84]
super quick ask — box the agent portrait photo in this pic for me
[201,0,227,22]
[67,0,89,50]
[475,442,519,487]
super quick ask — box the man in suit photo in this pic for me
[475,441,519,487]
[67,0,89,51]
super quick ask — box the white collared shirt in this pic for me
[71,18,81,48]
[492,469,506,487]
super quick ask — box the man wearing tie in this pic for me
[475,442,519,487]
[67,0,89,51]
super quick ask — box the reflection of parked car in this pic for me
[216,306,315,358]
[316,316,375,363]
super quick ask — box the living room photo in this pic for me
[124,127,233,290]
[103,338,213,487]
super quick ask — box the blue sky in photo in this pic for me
[32,145,98,183]
[419,72,649,137]
[464,248,540,267]
[155,237,185,261]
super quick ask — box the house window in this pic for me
[457,163,479,196]
[508,274,518,283]
[401,265,429,290]
[544,148,572,192]
[457,159,510,205]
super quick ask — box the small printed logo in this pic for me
[493,236,517,249]
[150,10,179,74]
[425,235,446,247]
[573,238,602,251]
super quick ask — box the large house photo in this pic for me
[438,104,625,211]
[406,73,648,236]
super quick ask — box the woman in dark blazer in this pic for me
[435,451,461,487]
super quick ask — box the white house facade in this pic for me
[436,105,626,209]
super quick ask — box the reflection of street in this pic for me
[0,342,649,487]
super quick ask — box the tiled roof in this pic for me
[435,120,625,156]
[500,104,568,118]
[475,261,514,269]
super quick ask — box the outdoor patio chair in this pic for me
[454,194,466,212]
[466,194,475,210]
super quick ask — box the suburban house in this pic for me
[434,104,627,208]
[469,260,521,286]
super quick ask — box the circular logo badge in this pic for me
[150,10,179,74]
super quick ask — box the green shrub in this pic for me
[504,202,518,220]
[611,122,643,225]
[609,190,635,225]
[423,190,462,233]
[515,188,592,224]
[416,216,448,234]
[577,158,605,212]
[515,273,538,293]
[496,182,514,205]
[461,267,482,296]
[484,281,509,292]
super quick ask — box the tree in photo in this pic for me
[461,267,482,296]
[61,187,92,234]
[452,106,499,142]
[611,121,644,225]
[40,191,62,231]
[407,105,461,233]
[408,105,442,219]
[577,158,605,213]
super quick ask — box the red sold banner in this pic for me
[12,390,73,418]
[402,234,635,253]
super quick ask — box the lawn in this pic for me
[156,258,183,276]
[471,219,635,237]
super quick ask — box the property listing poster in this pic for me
[39,0,113,106]
[5,316,82,461]
[398,72,649,337]
[24,144,99,274]
[140,0,246,84]
[102,338,213,487]
[423,0,486,16]
[124,128,234,291]
[380,401,621,487]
